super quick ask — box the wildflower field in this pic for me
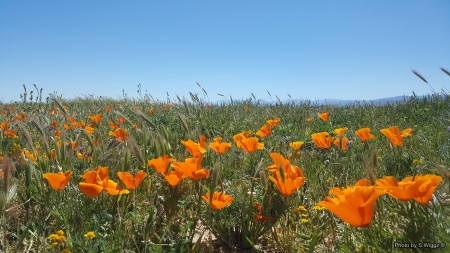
[0,86,449,252]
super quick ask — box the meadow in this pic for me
[0,85,449,252]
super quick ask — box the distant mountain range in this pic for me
[261,94,447,106]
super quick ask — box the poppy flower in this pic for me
[236,137,264,154]
[213,137,223,142]
[202,191,234,210]
[319,112,329,122]
[256,124,271,138]
[172,157,210,180]
[163,171,186,186]
[233,131,252,145]
[266,152,291,175]
[355,128,375,142]
[376,175,442,204]
[181,139,207,157]
[43,171,73,190]
[318,179,386,227]
[103,179,130,196]
[109,121,118,130]
[88,114,102,125]
[79,166,129,198]
[109,128,128,141]
[333,127,348,137]
[266,118,280,127]
[306,117,313,122]
[105,105,112,112]
[209,141,232,155]
[380,126,412,147]
[149,109,155,115]
[148,155,176,175]
[311,132,334,149]
[199,135,207,149]
[23,148,37,162]
[148,155,184,186]
[85,126,95,135]
[289,141,304,150]
[117,170,147,190]
[333,137,350,150]
[268,164,306,197]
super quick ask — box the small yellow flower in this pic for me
[327,177,332,182]
[48,234,59,241]
[296,205,306,212]
[61,249,71,253]
[313,205,326,211]
[52,242,59,248]
[56,230,64,236]
[301,218,308,223]
[84,231,96,240]
[301,214,308,217]
[413,159,423,165]
[57,235,66,242]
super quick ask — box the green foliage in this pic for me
[0,89,449,252]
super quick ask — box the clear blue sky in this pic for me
[1,1,449,103]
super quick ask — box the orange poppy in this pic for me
[306,117,313,122]
[117,117,126,124]
[172,157,210,180]
[148,155,176,175]
[233,131,252,148]
[85,126,95,135]
[355,128,375,142]
[79,166,129,198]
[376,175,442,204]
[133,124,138,130]
[206,104,211,109]
[163,170,186,186]
[256,124,271,138]
[63,124,71,130]
[311,132,334,149]
[209,141,232,155]
[236,137,264,154]
[333,127,348,137]
[289,141,304,150]
[1,121,9,131]
[318,179,386,227]
[148,155,184,186]
[266,118,280,127]
[380,126,412,147]
[23,149,37,162]
[199,135,207,149]
[117,170,147,190]
[109,128,128,141]
[88,114,102,125]
[318,112,329,122]
[268,164,306,197]
[109,121,118,130]
[105,105,112,112]
[103,179,130,196]
[213,137,223,142]
[149,109,155,115]
[181,139,206,157]
[266,152,291,174]
[333,137,350,150]
[43,171,73,190]
[202,191,234,210]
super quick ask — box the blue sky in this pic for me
[1,1,449,103]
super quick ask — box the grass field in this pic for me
[0,85,449,252]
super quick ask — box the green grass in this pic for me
[0,87,449,253]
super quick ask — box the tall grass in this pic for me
[0,86,449,252]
